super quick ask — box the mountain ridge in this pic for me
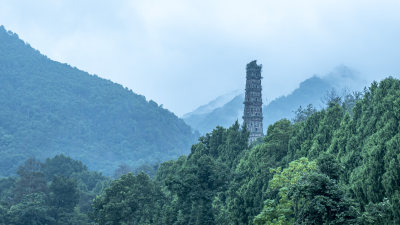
[0,26,198,176]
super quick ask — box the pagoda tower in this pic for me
[243,60,264,143]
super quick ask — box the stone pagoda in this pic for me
[243,60,264,143]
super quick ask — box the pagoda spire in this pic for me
[243,60,264,143]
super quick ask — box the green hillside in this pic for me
[90,77,399,224]
[1,71,398,224]
[0,26,197,176]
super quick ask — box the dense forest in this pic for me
[0,26,198,176]
[92,77,399,224]
[95,77,395,225]
[0,155,109,224]
[1,77,398,224]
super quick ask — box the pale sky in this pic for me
[1,0,400,116]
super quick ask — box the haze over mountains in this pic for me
[0,26,198,176]
[1,21,400,224]
[183,66,366,134]
[1,1,400,223]
[0,25,367,177]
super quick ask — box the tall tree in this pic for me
[13,158,47,202]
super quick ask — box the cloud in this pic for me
[1,0,399,115]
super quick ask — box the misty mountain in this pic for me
[183,89,242,118]
[183,66,365,134]
[0,26,198,176]
[183,94,244,134]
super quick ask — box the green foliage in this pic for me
[287,110,325,161]
[254,159,359,225]
[316,152,343,180]
[253,157,317,225]
[43,155,88,180]
[0,203,7,225]
[49,176,79,213]
[227,119,292,224]
[133,162,160,178]
[289,172,359,224]
[127,122,248,225]
[12,158,47,202]
[154,77,400,224]
[346,78,400,224]
[360,199,392,224]
[0,155,108,224]
[163,147,227,224]
[293,104,317,123]
[92,172,165,225]
[7,193,55,225]
[0,26,197,176]
[0,177,15,203]
[116,83,397,224]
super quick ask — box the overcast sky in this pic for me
[1,0,400,116]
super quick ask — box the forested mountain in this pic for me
[88,77,399,224]
[183,66,364,134]
[0,26,198,176]
[1,25,399,225]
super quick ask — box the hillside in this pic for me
[0,77,399,224]
[90,77,400,224]
[0,26,198,176]
[183,66,364,134]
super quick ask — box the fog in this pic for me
[1,0,399,116]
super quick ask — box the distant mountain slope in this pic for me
[183,66,364,134]
[263,66,364,127]
[262,75,331,126]
[0,26,197,176]
[183,89,242,118]
[183,94,244,134]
